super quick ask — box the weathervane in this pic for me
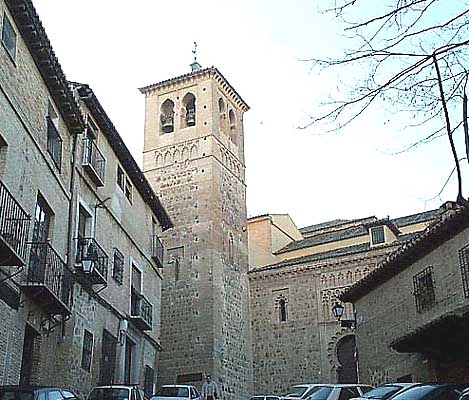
[190,41,202,72]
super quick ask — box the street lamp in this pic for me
[331,302,356,329]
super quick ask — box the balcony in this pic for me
[21,242,73,315]
[83,138,105,186]
[0,179,30,267]
[130,290,153,331]
[151,235,164,268]
[75,237,108,285]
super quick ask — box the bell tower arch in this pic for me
[140,67,253,400]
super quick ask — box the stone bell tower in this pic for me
[140,65,253,400]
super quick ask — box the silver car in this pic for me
[303,385,373,400]
[150,385,201,400]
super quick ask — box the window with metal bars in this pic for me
[144,365,155,398]
[371,226,385,245]
[1,13,16,61]
[112,248,124,285]
[459,244,469,298]
[413,266,435,313]
[81,330,93,372]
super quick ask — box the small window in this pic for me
[86,118,98,140]
[117,165,124,190]
[112,248,124,285]
[371,226,385,245]
[413,266,435,312]
[125,178,133,203]
[1,13,16,61]
[81,330,94,372]
[279,298,287,322]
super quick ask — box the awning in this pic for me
[390,306,469,362]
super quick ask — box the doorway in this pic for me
[336,335,358,383]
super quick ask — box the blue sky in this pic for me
[32,0,463,228]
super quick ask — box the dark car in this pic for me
[0,386,80,400]
[350,383,418,400]
[389,384,467,400]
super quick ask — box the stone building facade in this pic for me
[0,0,171,396]
[341,203,469,384]
[247,211,438,394]
[141,67,253,400]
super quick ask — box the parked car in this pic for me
[350,383,417,400]
[249,396,281,400]
[149,385,201,400]
[283,385,324,400]
[0,386,80,400]
[87,386,144,400]
[388,384,467,400]
[459,388,469,400]
[303,385,373,400]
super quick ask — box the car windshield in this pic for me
[88,388,129,400]
[155,388,189,398]
[286,387,309,398]
[362,386,402,399]
[305,387,332,400]
[0,390,34,400]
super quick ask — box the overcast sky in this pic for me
[32,0,465,229]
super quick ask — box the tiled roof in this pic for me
[300,219,350,234]
[251,242,372,273]
[340,205,469,303]
[393,209,439,227]
[6,0,85,135]
[74,83,173,231]
[275,224,370,254]
[139,66,249,112]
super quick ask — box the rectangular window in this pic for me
[459,243,469,298]
[125,178,133,203]
[81,330,94,372]
[33,195,53,243]
[113,248,124,285]
[87,118,98,140]
[371,226,385,245]
[1,13,16,61]
[413,266,435,313]
[117,165,124,190]
[46,105,62,171]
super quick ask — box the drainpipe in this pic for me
[66,129,80,270]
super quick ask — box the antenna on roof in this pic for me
[190,41,202,72]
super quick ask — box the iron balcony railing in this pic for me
[130,289,153,330]
[24,242,73,315]
[75,237,108,284]
[83,138,105,186]
[0,178,30,266]
[46,117,63,171]
[151,234,164,268]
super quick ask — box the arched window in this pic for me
[228,110,237,145]
[181,93,196,128]
[279,299,287,322]
[218,98,226,115]
[160,99,175,133]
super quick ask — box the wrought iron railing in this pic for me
[27,242,73,308]
[83,137,106,184]
[151,234,164,267]
[75,237,108,282]
[47,117,63,171]
[0,178,30,263]
[131,289,153,328]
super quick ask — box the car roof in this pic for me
[0,387,70,391]
[161,385,194,389]
[91,386,134,390]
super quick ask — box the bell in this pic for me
[161,114,174,133]
[186,109,195,126]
